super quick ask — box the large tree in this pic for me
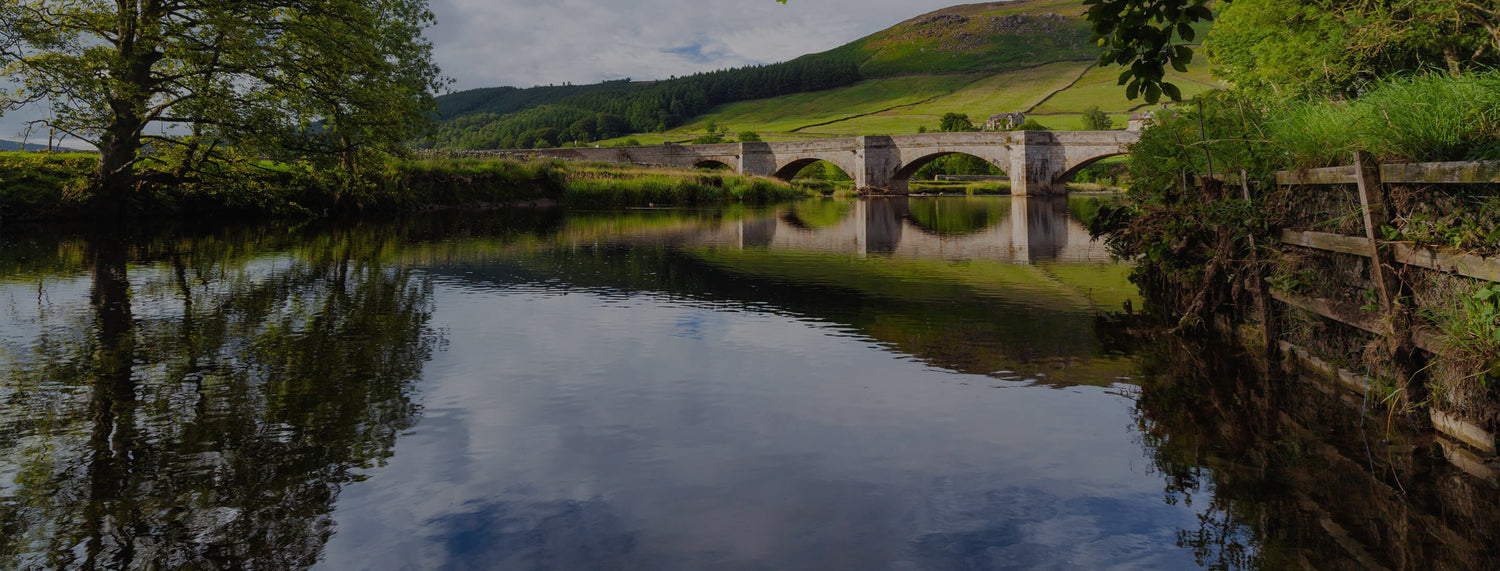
[0,0,445,204]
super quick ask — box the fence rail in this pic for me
[1279,229,1500,283]
[1276,159,1500,186]
[1269,152,1498,456]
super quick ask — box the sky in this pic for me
[1,0,968,146]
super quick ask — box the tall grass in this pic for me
[1271,73,1500,167]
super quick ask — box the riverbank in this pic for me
[1095,75,1500,455]
[0,152,812,222]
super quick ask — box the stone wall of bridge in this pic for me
[477,130,1136,196]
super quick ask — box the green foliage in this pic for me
[387,157,566,208]
[1082,106,1115,130]
[1385,194,1500,254]
[1426,282,1500,390]
[939,113,977,133]
[1270,72,1500,167]
[436,80,637,119]
[738,131,763,143]
[0,152,96,218]
[1207,0,1500,102]
[912,154,1003,181]
[1071,162,1120,186]
[1014,118,1050,131]
[1083,0,1213,103]
[1091,90,1282,326]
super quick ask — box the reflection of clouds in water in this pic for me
[426,498,653,570]
[910,487,1194,570]
[319,286,1199,570]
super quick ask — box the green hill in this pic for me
[428,0,1215,149]
[819,0,1098,78]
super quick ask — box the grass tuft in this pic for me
[1271,73,1500,167]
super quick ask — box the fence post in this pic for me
[1354,150,1420,403]
[1247,170,1277,356]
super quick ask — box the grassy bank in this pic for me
[0,152,812,221]
[1096,74,1500,419]
[560,162,811,208]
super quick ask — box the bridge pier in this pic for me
[855,136,903,194]
[1009,131,1068,197]
[739,142,777,177]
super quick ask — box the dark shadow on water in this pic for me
[1130,336,1500,570]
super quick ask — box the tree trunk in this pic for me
[93,3,159,213]
[95,112,144,211]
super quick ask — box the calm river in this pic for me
[2,196,1497,570]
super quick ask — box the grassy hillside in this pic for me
[598,63,1217,144]
[430,0,1216,149]
[823,0,1098,78]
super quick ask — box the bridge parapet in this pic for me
[498,130,1138,196]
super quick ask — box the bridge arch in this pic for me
[693,159,734,171]
[773,158,855,181]
[1055,152,1128,185]
[892,151,1009,187]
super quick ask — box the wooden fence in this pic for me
[1269,152,1500,458]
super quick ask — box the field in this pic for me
[598,61,1222,144]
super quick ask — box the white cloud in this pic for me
[426,0,959,91]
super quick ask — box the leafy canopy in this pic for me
[1083,0,1215,104]
[939,112,976,133]
[0,0,446,196]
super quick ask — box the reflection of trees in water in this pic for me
[904,198,1006,237]
[1130,337,1500,570]
[0,227,438,568]
[781,199,851,231]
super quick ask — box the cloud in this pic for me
[425,0,959,91]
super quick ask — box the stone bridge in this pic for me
[501,131,1138,195]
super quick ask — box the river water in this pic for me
[1,196,1497,570]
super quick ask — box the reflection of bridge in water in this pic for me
[701,196,1110,263]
